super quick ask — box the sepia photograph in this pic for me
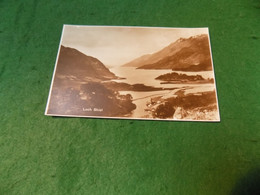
[45,25,220,121]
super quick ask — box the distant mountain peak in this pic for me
[123,34,213,71]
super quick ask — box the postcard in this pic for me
[45,25,220,121]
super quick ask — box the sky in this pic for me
[61,25,209,67]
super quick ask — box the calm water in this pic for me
[110,67,214,87]
[110,67,173,88]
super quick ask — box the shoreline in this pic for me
[119,88,218,120]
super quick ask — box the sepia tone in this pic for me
[45,25,220,121]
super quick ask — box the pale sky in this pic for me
[61,25,209,67]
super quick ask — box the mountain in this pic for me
[55,45,117,80]
[123,34,213,71]
[122,54,152,67]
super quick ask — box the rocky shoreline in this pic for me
[142,90,218,120]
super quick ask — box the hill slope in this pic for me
[55,45,117,80]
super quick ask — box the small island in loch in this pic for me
[155,72,214,84]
